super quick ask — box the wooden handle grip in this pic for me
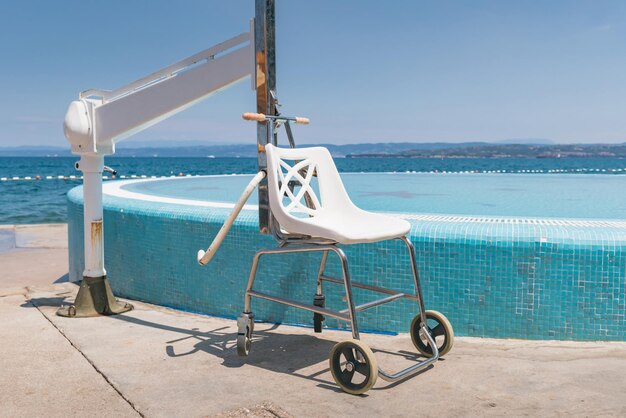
[295,117,310,125]
[242,112,267,122]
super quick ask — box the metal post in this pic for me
[57,154,133,317]
[255,0,276,234]
[399,236,427,326]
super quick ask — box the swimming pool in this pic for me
[118,173,626,219]
[67,173,626,341]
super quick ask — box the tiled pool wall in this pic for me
[67,187,626,341]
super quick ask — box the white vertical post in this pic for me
[59,151,132,317]
[77,154,106,278]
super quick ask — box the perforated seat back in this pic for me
[265,144,357,232]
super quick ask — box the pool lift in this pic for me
[61,0,453,394]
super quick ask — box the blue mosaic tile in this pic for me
[67,185,626,341]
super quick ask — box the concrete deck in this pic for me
[1,224,625,417]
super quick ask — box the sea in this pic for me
[1,156,625,224]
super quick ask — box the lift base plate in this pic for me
[56,275,133,317]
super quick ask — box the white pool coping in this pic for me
[101,175,626,228]
[103,175,259,210]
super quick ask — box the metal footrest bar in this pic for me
[319,275,418,301]
[247,290,351,321]
[339,293,405,314]
[376,328,440,383]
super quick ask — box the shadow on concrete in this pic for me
[53,273,70,284]
[20,290,437,393]
[22,295,71,308]
[23,286,75,309]
[112,313,431,393]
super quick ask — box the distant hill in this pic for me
[348,143,626,159]
[0,146,72,157]
[1,141,624,158]
[115,141,494,157]
[0,142,486,157]
[495,138,554,145]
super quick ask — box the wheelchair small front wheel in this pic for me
[329,339,378,395]
[236,326,252,356]
[410,310,454,357]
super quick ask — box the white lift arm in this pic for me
[65,28,254,155]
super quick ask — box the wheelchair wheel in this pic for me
[236,312,254,357]
[237,326,252,356]
[410,310,454,357]
[329,339,378,395]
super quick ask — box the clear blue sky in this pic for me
[0,0,625,147]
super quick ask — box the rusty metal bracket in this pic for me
[56,276,133,317]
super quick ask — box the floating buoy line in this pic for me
[0,173,196,182]
[1,167,625,182]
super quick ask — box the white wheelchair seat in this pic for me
[265,144,411,244]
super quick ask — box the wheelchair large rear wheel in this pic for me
[329,339,378,395]
[410,310,454,357]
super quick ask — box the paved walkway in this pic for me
[1,224,626,417]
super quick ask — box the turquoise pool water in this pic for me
[121,173,626,219]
